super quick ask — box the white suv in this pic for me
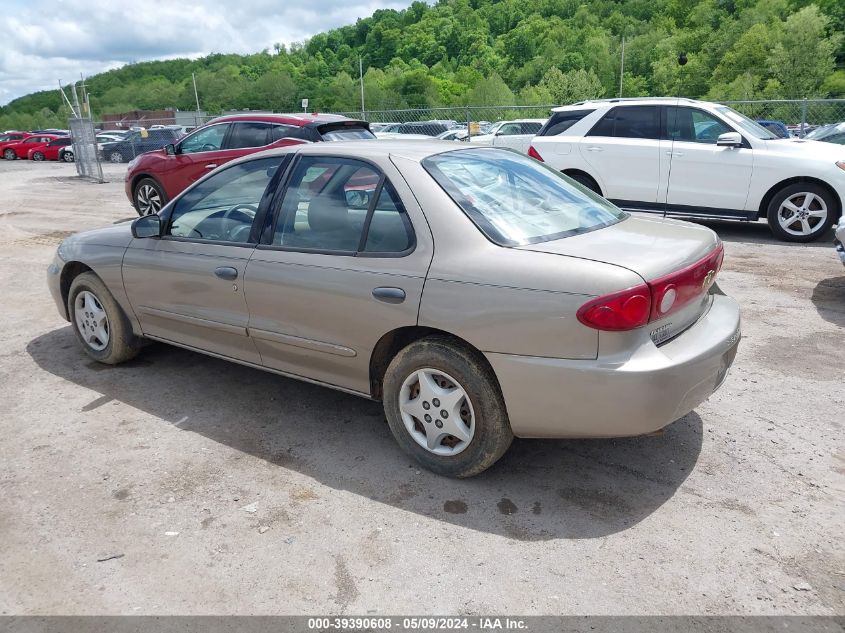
[529,98,845,242]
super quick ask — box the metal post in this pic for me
[800,99,807,138]
[192,73,201,123]
[466,106,471,139]
[619,36,625,98]
[359,57,365,119]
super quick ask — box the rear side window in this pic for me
[519,122,543,135]
[319,126,375,141]
[538,110,595,136]
[269,124,306,142]
[588,106,659,140]
[228,122,273,149]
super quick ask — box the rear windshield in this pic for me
[538,109,595,136]
[423,148,626,246]
[319,126,375,141]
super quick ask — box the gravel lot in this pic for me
[0,159,843,616]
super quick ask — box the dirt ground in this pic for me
[0,159,843,616]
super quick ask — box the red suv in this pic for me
[3,134,61,160]
[0,132,33,158]
[125,113,374,215]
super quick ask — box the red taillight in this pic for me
[527,145,544,161]
[648,243,724,320]
[577,244,724,331]
[577,284,652,331]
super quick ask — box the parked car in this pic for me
[28,136,73,161]
[49,141,740,477]
[529,97,845,242]
[100,128,182,164]
[436,129,469,142]
[469,119,546,154]
[805,122,845,145]
[96,132,127,144]
[2,134,61,159]
[125,113,373,215]
[58,145,75,162]
[0,132,33,157]
[370,122,401,133]
[756,120,790,138]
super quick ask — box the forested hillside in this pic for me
[1,0,842,130]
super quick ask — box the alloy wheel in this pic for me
[62,151,74,163]
[398,368,475,456]
[32,152,44,161]
[3,149,15,160]
[136,184,163,215]
[74,291,110,351]
[109,152,123,163]
[777,192,828,237]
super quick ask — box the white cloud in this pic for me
[0,0,410,105]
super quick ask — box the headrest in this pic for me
[308,194,349,232]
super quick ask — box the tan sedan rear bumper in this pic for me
[487,294,741,438]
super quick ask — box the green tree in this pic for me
[539,68,605,104]
[466,73,515,106]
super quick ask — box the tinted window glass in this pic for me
[273,157,380,252]
[539,110,596,136]
[269,124,303,142]
[498,123,521,136]
[319,126,376,141]
[588,106,659,139]
[180,123,230,154]
[228,122,272,149]
[666,107,732,143]
[423,148,625,246]
[363,184,414,253]
[168,156,282,242]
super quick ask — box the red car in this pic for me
[28,136,73,161]
[0,132,33,158]
[125,113,374,215]
[3,134,62,160]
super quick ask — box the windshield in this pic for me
[714,106,778,140]
[320,127,375,141]
[423,148,626,246]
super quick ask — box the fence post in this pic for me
[800,99,807,138]
[466,106,471,139]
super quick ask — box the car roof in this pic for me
[205,112,363,127]
[551,97,708,111]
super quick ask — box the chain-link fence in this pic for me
[721,99,845,136]
[67,117,103,183]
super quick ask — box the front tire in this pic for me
[3,149,16,160]
[766,183,837,242]
[382,337,513,478]
[109,151,125,163]
[133,178,167,216]
[68,272,142,365]
[62,151,75,163]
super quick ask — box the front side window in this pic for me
[498,123,522,136]
[588,106,660,140]
[666,107,732,144]
[519,122,543,135]
[423,148,626,246]
[180,123,230,154]
[272,156,413,254]
[715,106,777,140]
[167,156,282,243]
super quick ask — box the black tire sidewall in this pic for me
[767,183,837,243]
[33,152,44,161]
[68,273,139,364]
[383,337,513,478]
[568,172,601,195]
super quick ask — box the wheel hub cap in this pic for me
[399,368,475,456]
[778,192,827,236]
[74,291,110,351]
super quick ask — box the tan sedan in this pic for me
[47,141,740,477]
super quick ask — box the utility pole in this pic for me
[618,36,625,98]
[192,72,201,122]
[58,81,77,117]
[359,56,365,119]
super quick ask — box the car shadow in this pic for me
[695,218,835,247]
[27,326,704,541]
[811,275,845,327]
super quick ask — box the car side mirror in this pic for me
[165,143,177,155]
[131,214,162,239]
[716,132,743,148]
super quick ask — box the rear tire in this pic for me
[68,272,142,365]
[766,183,837,242]
[32,151,45,161]
[62,150,75,163]
[133,178,167,216]
[382,336,513,478]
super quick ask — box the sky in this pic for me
[0,0,409,106]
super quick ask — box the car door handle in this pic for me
[372,287,406,304]
[665,151,685,157]
[586,146,604,152]
[205,163,218,169]
[214,266,238,281]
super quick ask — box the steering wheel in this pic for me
[221,203,258,242]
